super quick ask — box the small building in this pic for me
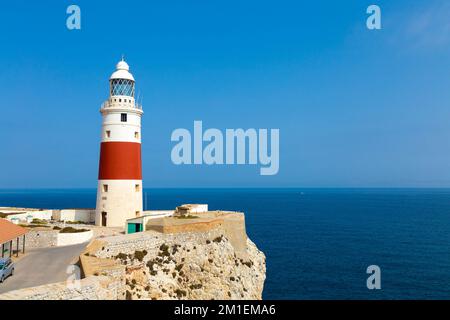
[126,204,209,234]
[0,219,28,258]
[0,207,53,223]
[175,204,208,216]
[126,210,174,234]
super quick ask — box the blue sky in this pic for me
[1,0,450,188]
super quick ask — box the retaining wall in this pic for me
[0,275,125,300]
[57,230,93,247]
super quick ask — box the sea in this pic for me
[1,188,449,299]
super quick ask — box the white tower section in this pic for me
[95,59,144,228]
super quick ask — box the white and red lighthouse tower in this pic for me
[95,59,143,227]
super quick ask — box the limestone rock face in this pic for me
[118,236,266,300]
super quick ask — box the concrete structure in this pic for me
[126,210,174,234]
[125,205,209,234]
[95,59,144,228]
[175,204,208,216]
[53,209,95,223]
[56,230,93,247]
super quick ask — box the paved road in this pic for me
[0,243,88,294]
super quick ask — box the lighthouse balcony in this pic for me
[101,99,142,112]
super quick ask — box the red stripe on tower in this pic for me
[98,142,142,180]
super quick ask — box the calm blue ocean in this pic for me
[1,188,450,299]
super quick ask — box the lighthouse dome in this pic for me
[116,60,129,71]
[110,58,135,81]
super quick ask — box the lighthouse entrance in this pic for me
[101,212,107,226]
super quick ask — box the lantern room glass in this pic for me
[110,79,135,97]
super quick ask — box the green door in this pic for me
[127,223,143,234]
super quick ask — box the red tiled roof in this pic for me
[0,219,28,244]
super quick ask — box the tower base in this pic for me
[95,179,143,227]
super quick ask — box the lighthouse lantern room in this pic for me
[95,59,144,227]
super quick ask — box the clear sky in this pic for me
[1,0,450,188]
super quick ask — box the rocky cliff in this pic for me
[83,224,266,300]
[122,237,264,300]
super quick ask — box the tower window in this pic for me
[103,184,108,192]
[135,184,140,192]
[106,130,111,138]
[135,131,139,139]
[121,113,127,122]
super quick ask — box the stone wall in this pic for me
[89,228,226,259]
[25,229,58,249]
[22,229,93,249]
[0,276,125,300]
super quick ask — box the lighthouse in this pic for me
[95,59,143,227]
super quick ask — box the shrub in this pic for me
[176,215,199,219]
[158,244,170,257]
[32,218,47,224]
[189,283,203,290]
[175,264,184,272]
[146,259,156,270]
[116,253,128,261]
[53,226,62,230]
[59,227,89,233]
[66,221,85,224]
[20,224,49,228]
[241,259,253,268]
[174,289,187,298]
[134,250,147,262]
